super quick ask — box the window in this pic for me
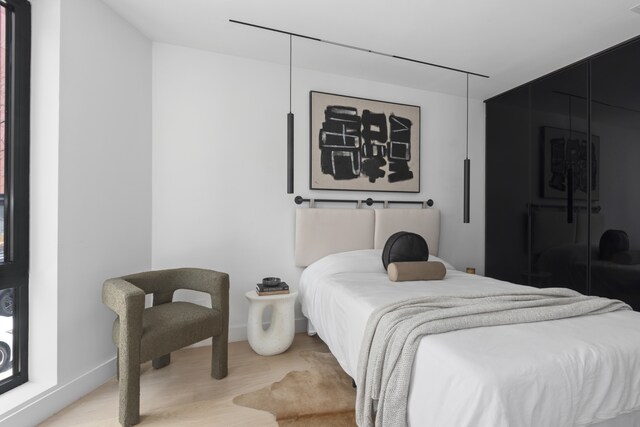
[0,0,30,395]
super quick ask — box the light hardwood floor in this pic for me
[39,333,330,426]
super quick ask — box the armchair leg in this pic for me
[119,348,141,426]
[211,334,228,379]
[152,354,171,369]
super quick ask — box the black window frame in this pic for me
[0,0,30,396]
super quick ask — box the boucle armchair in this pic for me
[102,268,229,426]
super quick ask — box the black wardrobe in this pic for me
[485,36,640,310]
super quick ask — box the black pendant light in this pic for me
[287,35,294,194]
[228,20,490,198]
[463,73,470,223]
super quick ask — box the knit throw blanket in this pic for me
[355,288,630,427]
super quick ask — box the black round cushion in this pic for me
[382,231,429,270]
[599,229,629,261]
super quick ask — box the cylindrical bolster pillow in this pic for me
[388,261,446,282]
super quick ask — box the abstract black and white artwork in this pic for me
[310,91,420,192]
[542,126,599,200]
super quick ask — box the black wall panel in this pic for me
[485,36,640,310]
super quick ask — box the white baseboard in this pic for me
[0,318,308,426]
[191,317,308,347]
[0,357,116,427]
[229,317,308,342]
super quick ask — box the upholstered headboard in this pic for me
[295,207,440,267]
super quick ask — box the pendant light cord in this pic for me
[466,73,469,160]
[289,35,292,113]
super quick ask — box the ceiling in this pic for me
[101,0,640,100]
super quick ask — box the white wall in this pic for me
[57,0,152,382]
[0,0,152,425]
[152,43,485,340]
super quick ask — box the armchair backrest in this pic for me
[119,268,229,309]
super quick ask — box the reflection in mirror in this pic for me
[530,62,589,291]
[590,38,640,310]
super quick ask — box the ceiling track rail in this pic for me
[229,19,490,79]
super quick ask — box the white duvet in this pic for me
[298,249,640,427]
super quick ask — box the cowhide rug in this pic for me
[233,351,356,426]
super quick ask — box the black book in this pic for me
[256,281,289,293]
[256,289,289,296]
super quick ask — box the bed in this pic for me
[295,207,640,427]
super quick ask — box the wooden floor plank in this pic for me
[39,334,329,426]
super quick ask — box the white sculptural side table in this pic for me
[245,291,297,356]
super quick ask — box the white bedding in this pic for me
[298,249,640,427]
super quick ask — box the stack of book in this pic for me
[256,281,290,296]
